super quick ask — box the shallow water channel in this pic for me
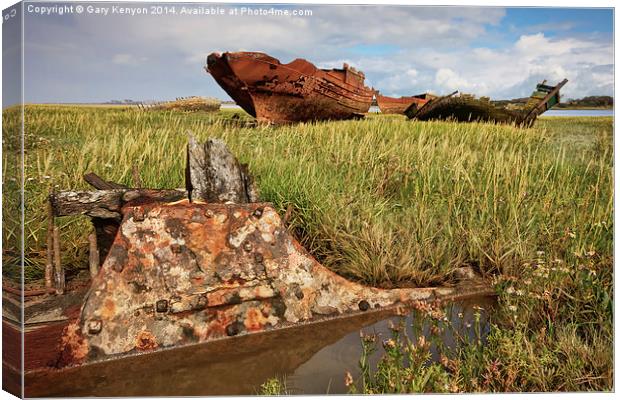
[25,296,494,396]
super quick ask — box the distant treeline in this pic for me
[556,96,613,108]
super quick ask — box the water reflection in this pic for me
[287,296,493,394]
[25,297,493,397]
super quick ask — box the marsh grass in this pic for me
[2,106,613,289]
[146,96,221,112]
[4,105,613,393]
[258,377,289,395]
[341,249,613,393]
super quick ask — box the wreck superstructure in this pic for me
[206,52,374,123]
[375,93,436,115]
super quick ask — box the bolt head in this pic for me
[243,242,253,252]
[171,243,185,254]
[226,321,243,336]
[88,319,102,335]
[133,208,145,222]
[253,208,263,218]
[358,300,370,312]
[156,299,169,313]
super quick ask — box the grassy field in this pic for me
[2,106,612,286]
[2,105,613,391]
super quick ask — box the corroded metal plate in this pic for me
[60,200,457,366]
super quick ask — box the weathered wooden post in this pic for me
[185,134,259,203]
[48,135,260,291]
[45,200,54,289]
[88,233,99,278]
[52,226,64,294]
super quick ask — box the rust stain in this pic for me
[57,321,88,367]
[206,52,374,124]
[244,307,268,332]
[57,200,491,366]
[135,331,158,351]
[375,92,436,115]
[101,298,116,319]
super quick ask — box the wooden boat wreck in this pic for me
[205,52,374,124]
[375,92,437,115]
[405,79,568,126]
[3,137,493,397]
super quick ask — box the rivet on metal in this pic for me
[253,208,263,218]
[226,321,242,337]
[358,300,370,311]
[171,243,185,254]
[243,242,253,252]
[255,263,266,275]
[205,209,214,218]
[133,208,145,222]
[156,299,169,313]
[88,319,102,335]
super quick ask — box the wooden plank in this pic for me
[49,190,124,219]
[83,172,128,190]
[522,78,569,122]
[49,189,187,218]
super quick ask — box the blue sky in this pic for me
[2,3,614,105]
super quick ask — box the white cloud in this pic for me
[23,6,612,102]
[112,53,147,66]
[376,68,420,94]
[435,69,469,90]
[370,33,612,98]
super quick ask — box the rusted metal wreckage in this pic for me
[205,50,566,126]
[3,136,493,395]
[405,79,568,126]
[206,52,374,123]
[375,92,437,115]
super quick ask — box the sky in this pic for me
[2,2,614,105]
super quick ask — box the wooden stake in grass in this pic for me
[45,200,54,289]
[185,134,259,203]
[53,226,65,294]
[88,233,99,278]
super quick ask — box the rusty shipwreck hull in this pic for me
[406,79,568,126]
[57,199,491,367]
[375,93,436,115]
[206,52,374,123]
